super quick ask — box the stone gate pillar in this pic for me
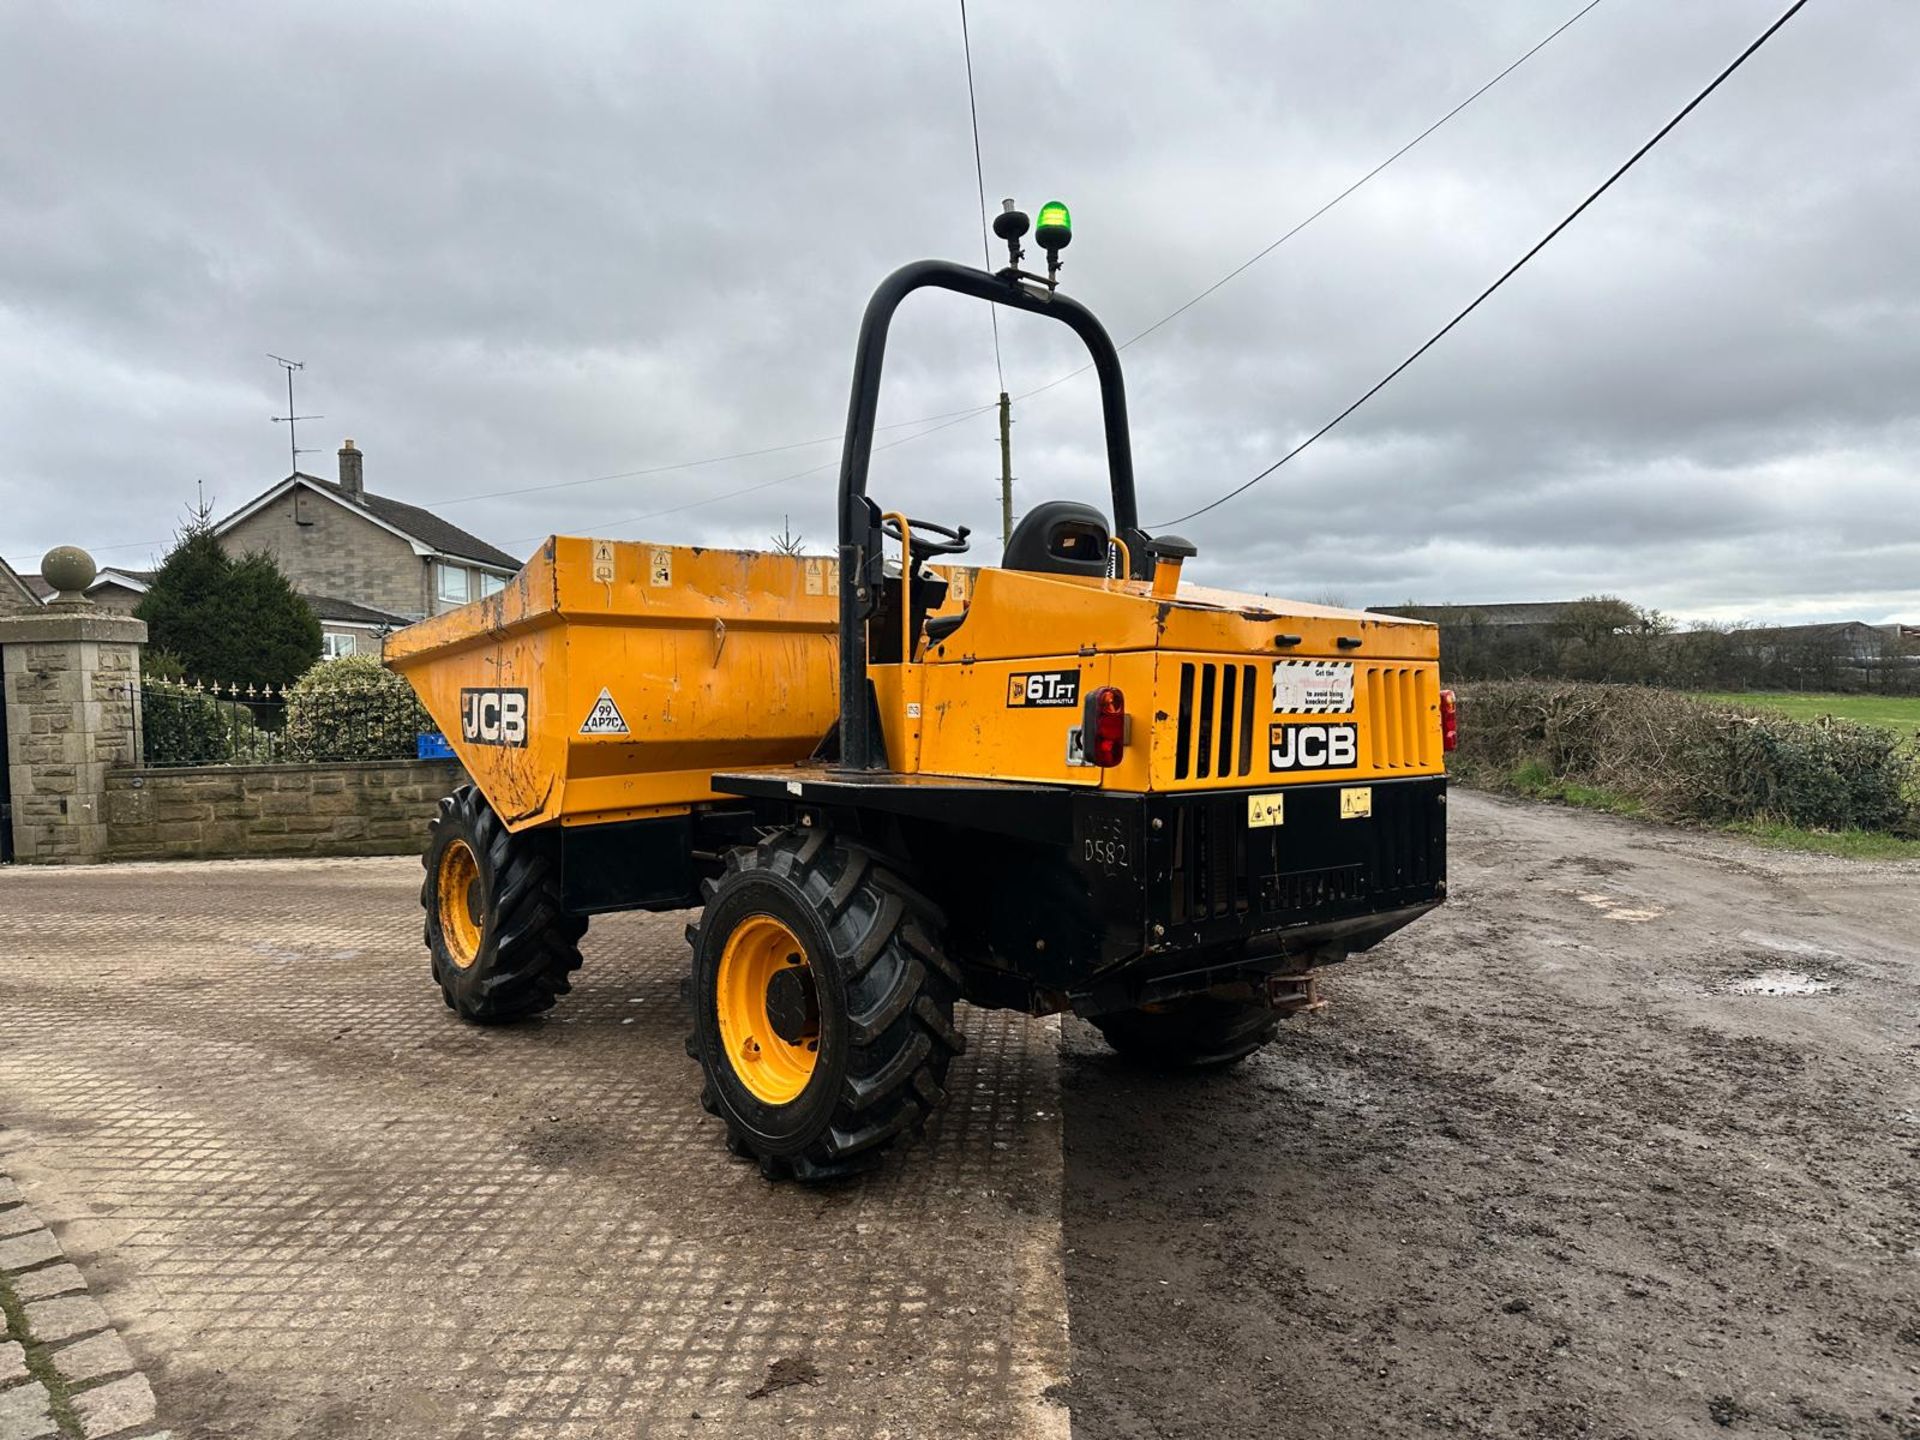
[0,547,146,863]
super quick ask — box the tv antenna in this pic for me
[268,354,323,475]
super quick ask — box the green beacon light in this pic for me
[1035,200,1072,252]
[1034,199,1072,285]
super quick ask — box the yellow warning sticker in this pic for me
[1340,786,1373,819]
[649,548,672,586]
[1247,792,1286,828]
[592,539,615,585]
[804,557,825,596]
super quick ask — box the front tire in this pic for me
[1091,995,1280,1069]
[421,785,587,1023]
[685,827,964,1181]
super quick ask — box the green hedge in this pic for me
[283,655,432,762]
[1454,681,1918,835]
[142,685,273,766]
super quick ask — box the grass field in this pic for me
[1694,690,1920,734]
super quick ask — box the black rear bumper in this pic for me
[713,768,1447,1009]
[1138,776,1446,954]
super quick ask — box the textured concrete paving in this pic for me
[0,858,1068,1439]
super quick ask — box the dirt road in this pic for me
[1061,790,1920,1439]
[1,790,1915,1437]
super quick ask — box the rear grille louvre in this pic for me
[1174,662,1258,781]
[1362,665,1436,771]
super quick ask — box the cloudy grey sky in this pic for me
[2,1,1912,623]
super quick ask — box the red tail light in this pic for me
[1439,688,1459,752]
[1083,685,1126,767]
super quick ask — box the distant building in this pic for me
[18,566,152,615]
[15,561,414,659]
[306,593,417,659]
[1370,601,1585,629]
[1734,621,1905,667]
[0,556,38,616]
[16,445,456,660]
[12,438,498,660]
[213,440,521,630]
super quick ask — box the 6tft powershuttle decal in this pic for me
[385,204,1455,1182]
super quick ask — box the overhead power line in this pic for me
[375,0,1616,529]
[1012,0,1606,403]
[429,407,991,509]
[4,406,997,568]
[493,404,997,551]
[957,0,1005,392]
[1158,0,1812,529]
[7,0,1607,569]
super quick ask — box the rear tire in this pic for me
[1091,995,1279,1069]
[685,827,964,1182]
[421,785,587,1023]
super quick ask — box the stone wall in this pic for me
[103,759,466,861]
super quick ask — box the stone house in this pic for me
[214,440,522,651]
[15,562,417,661]
[8,441,516,662]
[0,556,38,616]
[17,565,153,615]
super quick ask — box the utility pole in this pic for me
[997,390,1014,549]
[268,354,323,476]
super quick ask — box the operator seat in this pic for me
[922,501,1115,651]
[1002,500,1111,577]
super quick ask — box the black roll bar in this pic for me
[834,259,1145,770]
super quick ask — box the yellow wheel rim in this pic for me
[715,914,820,1106]
[437,839,484,970]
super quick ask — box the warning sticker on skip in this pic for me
[1272,659,1354,715]
[579,688,630,736]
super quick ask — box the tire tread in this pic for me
[422,785,586,1024]
[687,827,961,1181]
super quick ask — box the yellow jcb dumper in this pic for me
[386,203,1453,1182]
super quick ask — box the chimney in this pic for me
[338,438,364,499]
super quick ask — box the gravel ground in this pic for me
[1059,790,1920,1439]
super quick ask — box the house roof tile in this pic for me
[294,474,522,570]
[301,592,415,626]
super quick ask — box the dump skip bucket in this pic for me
[386,537,842,829]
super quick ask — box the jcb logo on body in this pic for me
[1270,721,1357,771]
[461,688,529,747]
[1006,669,1079,708]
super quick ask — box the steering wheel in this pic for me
[882,515,972,564]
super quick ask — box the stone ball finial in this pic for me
[41,545,98,603]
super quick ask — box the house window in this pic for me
[438,564,470,604]
[478,571,505,598]
[320,632,357,659]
